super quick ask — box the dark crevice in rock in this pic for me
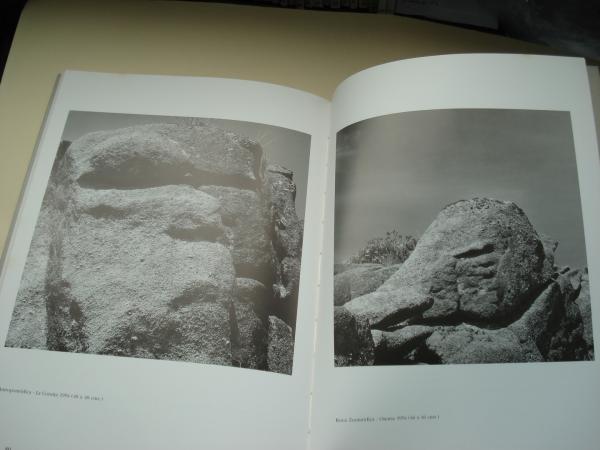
[454,243,495,259]
[268,298,296,333]
[262,166,302,335]
[479,270,496,279]
[534,239,547,270]
[236,276,294,336]
[408,312,472,329]
[410,281,553,330]
[243,139,264,184]
[478,259,496,268]
[220,214,237,227]
[544,284,588,361]
[250,301,269,328]
[407,344,441,365]
[165,224,222,242]
[495,280,554,328]
[69,300,83,322]
[371,298,434,330]
[382,320,412,332]
[77,162,259,192]
[374,347,407,365]
[234,262,272,288]
[228,302,242,367]
[540,296,567,358]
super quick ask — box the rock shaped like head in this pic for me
[45,123,268,365]
[345,198,554,328]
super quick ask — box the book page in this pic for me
[0,72,330,450]
[588,65,600,146]
[311,54,600,450]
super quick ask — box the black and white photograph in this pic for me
[5,111,311,375]
[333,109,594,366]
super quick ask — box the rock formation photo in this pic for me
[334,198,594,366]
[333,108,593,366]
[6,118,307,375]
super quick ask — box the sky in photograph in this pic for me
[334,109,587,268]
[61,111,311,218]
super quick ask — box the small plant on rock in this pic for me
[350,231,417,266]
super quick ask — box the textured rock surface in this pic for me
[6,123,303,374]
[507,281,563,358]
[373,325,434,364]
[424,324,543,364]
[377,199,553,324]
[334,263,400,306]
[68,123,262,190]
[344,288,434,329]
[266,165,303,326]
[267,315,294,374]
[334,306,375,366]
[575,271,594,358]
[4,142,72,349]
[199,186,272,284]
[335,198,594,366]
[231,301,268,369]
[4,200,52,349]
[545,270,592,361]
[235,278,269,311]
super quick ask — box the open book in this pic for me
[0,54,599,449]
